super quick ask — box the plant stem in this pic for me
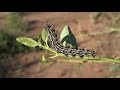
[54,57,120,63]
[38,43,57,54]
[38,42,120,64]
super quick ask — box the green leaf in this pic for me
[16,37,38,47]
[109,64,120,72]
[41,29,48,43]
[60,25,78,48]
[38,29,48,47]
[38,34,45,47]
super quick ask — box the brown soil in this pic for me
[0,12,120,78]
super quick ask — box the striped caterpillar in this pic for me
[44,23,96,58]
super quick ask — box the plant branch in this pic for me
[38,43,120,63]
[49,57,120,63]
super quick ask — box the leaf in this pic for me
[16,37,38,47]
[41,29,48,43]
[60,25,78,48]
[38,29,48,47]
[38,34,45,47]
[109,64,120,72]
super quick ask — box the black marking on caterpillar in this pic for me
[44,23,96,58]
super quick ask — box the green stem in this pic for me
[38,42,120,64]
[38,43,57,54]
[45,46,57,54]
[54,57,120,63]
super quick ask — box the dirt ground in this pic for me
[1,12,120,78]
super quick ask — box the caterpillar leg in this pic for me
[71,53,76,58]
[78,54,84,58]
[62,50,69,57]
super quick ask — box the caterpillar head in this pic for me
[44,23,52,29]
[44,24,55,34]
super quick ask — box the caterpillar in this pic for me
[44,23,96,58]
